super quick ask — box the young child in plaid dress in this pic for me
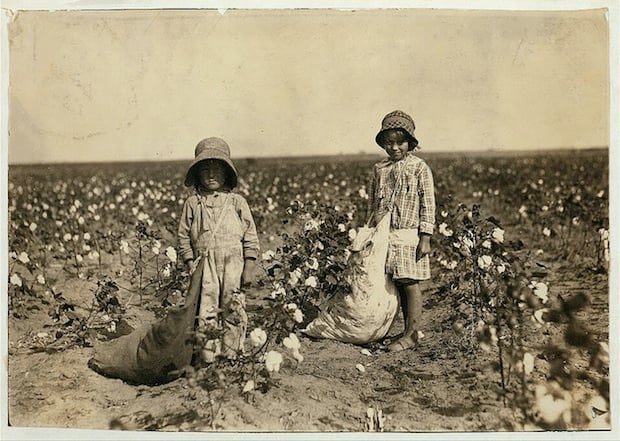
[366,110,436,351]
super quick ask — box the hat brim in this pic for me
[184,149,238,189]
[375,129,418,149]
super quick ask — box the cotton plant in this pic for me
[6,248,62,318]
[185,311,308,407]
[434,199,610,430]
[258,198,354,316]
[514,178,607,269]
[112,220,182,301]
[525,299,611,430]
[432,201,557,419]
[432,202,522,332]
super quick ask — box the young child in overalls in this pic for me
[366,110,436,352]
[178,137,260,361]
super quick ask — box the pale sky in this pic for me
[4,5,612,163]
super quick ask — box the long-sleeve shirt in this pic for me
[366,153,436,235]
[177,191,260,263]
[366,153,436,280]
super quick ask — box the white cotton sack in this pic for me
[302,214,399,344]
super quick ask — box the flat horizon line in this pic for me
[6,145,609,167]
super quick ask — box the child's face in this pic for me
[196,160,227,191]
[379,129,409,161]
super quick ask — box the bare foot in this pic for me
[387,334,418,352]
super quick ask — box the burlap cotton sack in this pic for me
[302,215,399,344]
[87,258,204,385]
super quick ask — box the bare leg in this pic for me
[388,280,422,351]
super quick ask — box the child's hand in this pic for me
[186,259,198,274]
[417,234,431,261]
[241,258,260,288]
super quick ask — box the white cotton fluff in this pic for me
[302,214,399,344]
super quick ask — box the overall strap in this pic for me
[197,193,232,241]
[209,194,232,241]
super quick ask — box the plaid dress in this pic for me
[366,153,436,280]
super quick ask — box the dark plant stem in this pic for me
[495,296,506,406]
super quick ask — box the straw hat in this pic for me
[184,137,238,189]
[375,110,419,149]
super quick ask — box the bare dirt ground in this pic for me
[6,256,609,434]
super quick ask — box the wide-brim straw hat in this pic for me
[375,110,419,148]
[184,137,238,189]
